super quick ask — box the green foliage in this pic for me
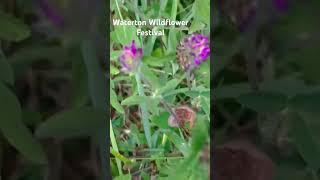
[213,0,320,179]
[0,10,30,41]
[237,91,287,113]
[110,88,124,114]
[0,1,111,179]
[110,0,210,178]
[0,83,46,164]
[0,50,14,85]
[193,0,210,25]
[113,174,132,180]
[35,107,105,139]
[70,53,89,107]
[289,112,320,171]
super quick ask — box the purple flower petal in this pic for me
[37,0,65,28]
[274,0,289,11]
[118,41,143,73]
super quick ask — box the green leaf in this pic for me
[273,1,320,57]
[214,82,252,100]
[0,51,14,85]
[142,55,174,67]
[189,21,205,34]
[237,91,287,113]
[114,23,140,46]
[275,152,309,180]
[167,28,178,54]
[9,46,69,78]
[121,95,159,106]
[212,37,245,78]
[111,50,122,61]
[70,55,88,107]
[151,112,170,129]
[111,64,120,75]
[164,130,189,156]
[110,148,133,164]
[285,46,320,83]
[22,110,42,126]
[200,96,210,118]
[290,112,320,170]
[259,77,311,97]
[82,39,107,109]
[144,27,158,56]
[35,107,105,139]
[193,0,210,25]
[0,10,31,41]
[140,64,161,89]
[164,87,210,98]
[191,117,208,154]
[158,78,180,95]
[110,88,124,114]
[289,92,320,113]
[113,174,132,180]
[0,83,46,164]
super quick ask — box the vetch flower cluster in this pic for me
[177,33,210,71]
[119,40,143,73]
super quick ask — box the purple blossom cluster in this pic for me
[177,33,210,71]
[273,0,289,11]
[118,33,210,73]
[119,41,143,73]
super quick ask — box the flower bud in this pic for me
[119,40,143,73]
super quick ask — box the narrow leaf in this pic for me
[290,112,320,170]
[0,83,46,164]
[0,50,14,85]
[35,107,105,139]
[110,88,124,114]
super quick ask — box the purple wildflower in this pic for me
[177,33,210,71]
[37,0,65,28]
[273,0,289,11]
[119,41,143,73]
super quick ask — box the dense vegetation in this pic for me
[110,0,210,179]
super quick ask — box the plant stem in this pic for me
[114,0,127,40]
[161,134,167,146]
[110,156,184,160]
[135,69,152,148]
[141,0,147,10]
[114,0,123,20]
[110,120,123,175]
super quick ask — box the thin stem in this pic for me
[114,0,123,20]
[161,134,167,146]
[110,120,123,175]
[177,3,193,15]
[110,156,184,160]
[141,0,147,10]
[135,69,152,148]
[114,0,127,40]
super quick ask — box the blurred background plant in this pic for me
[213,0,320,179]
[0,0,109,179]
[110,0,210,179]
